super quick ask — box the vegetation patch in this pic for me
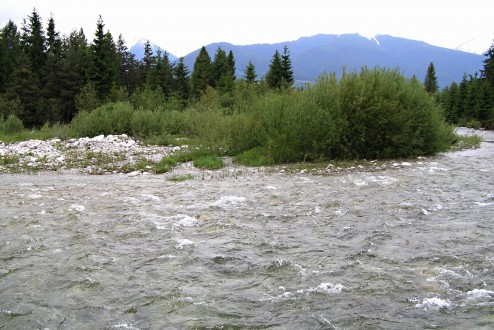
[166,174,194,182]
[234,147,275,167]
[155,156,177,174]
[450,134,482,151]
[192,153,224,170]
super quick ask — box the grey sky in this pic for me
[1,0,492,56]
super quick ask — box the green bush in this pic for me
[2,114,24,134]
[193,153,224,169]
[155,156,177,174]
[71,102,133,137]
[130,109,162,137]
[234,147,275,166]
[225,68,453,161]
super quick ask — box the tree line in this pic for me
[1,9,493,132]
[423,47,494,129]
[0,9,294,128]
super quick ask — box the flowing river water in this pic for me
[1,128,493,329]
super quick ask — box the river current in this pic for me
[1,128,493,329]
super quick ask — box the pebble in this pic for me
[0,134,185,174]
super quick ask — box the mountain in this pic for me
[130,39,178,62]
[180,34,484,88]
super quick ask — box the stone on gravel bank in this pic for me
[0,134,186,174]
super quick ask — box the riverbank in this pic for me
[0,127,485,177]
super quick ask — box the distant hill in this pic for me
[179,34,484,88]
[130,39,178,62]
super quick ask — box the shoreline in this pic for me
[0,127,486,177]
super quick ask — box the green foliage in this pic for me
[424,62,439,94]
[155,156,177,174]
[234,147,275,166]
[266,50,283,90]
[1,114,24,134]
[70,101,133,137]
[450,134,482,151]
[243,61,257,84]
[166,174,194,182]
[190,46,212,99]
[192,153,223,169]
[75,82,101,112]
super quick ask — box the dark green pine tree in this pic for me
[190,46,212,99]
[227,50,236,79]
[154,50,174,98]
[173,57,190,108]
[58,33,85,122]
[5,51,40,126]
[281,45,294,88]
[0,20,21,93]
[225,50,236,93]
[89,15,117,101]
[266,50,283,89]
[481,41,494,87]
[424,62,439,94]
[243,61,257,84]
[20,8,46,87]
[40,15,64,123]
[147,50,166,92]
[46,15,62,60]
[115,34,138,94]
[211,47,228,88]
[142,40,154,85]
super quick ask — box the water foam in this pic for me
[415,297,452,310]
[69,204,85,213]
[211,196,247,207]
[171,214,198,227]
[466,289,494,299]
[299,282,345,295]
[175,238,195,249]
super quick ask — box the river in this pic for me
[1,128,493,329]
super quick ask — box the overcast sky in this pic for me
[1,0,492,56]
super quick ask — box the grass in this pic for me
[155,149,225,173]
[155,156,177,174]
[166,174,194,182]
[192,154,223,169]
[234,147,275,166]
[450,134,482,152]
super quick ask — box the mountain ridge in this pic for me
[130,34,484,88]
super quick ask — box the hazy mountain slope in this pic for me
[132,34,484,88]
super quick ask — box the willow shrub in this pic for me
[231,68,453,162]
[336,68,453,158]
[71,102,134,137]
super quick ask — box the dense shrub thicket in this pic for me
[64,67,454,162]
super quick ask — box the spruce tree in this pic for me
[482,41,494,87]
[424,62,439,94]
[0,20,21,93]
[42,15,63,123]
[266,50,283,89]
[227,50,236,81]
[6,51,40,126]
[243,61,257,84]
[142,40,154,84]
[173,57,190,108]
[20,8,46,87]
[211,47,228,88]
[190,46,211,99]
[153,51,174,98]
[46,15,62,60]
[281,45,294,88]
[116,34,138,94]
[90,16,117,100]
